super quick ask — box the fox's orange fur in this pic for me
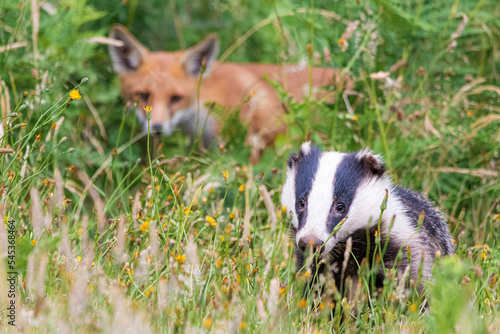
[109,25,351,163]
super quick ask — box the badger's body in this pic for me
[281,143,454,289]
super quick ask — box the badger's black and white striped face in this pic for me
[281,142,388,256]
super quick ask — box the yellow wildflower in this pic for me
[145,286,155,297]
[409,303,417,312]
[342,297,350,309]
[279,288,286,296]
[467,110,472,117]
[353,115,359,121]
[338,37,345,47]
[297,299,307,309]
[140,221,149,232]
[222,171,229,182]
[490,276,497,287]
[203,318,212,328]
[206,216,216,227]
[77,256,82,262]
[239,322,246,329]
[175,254,186,263]
[229,213,235,220]
[69,89,82,100]
[239,184,245,192]
[31,240,36,246]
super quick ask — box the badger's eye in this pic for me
[336,203,345,213]
[298,198,306,210]
[171,94,183,104]
[138,92,150,102]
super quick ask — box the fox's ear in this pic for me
[108,24,148,74]
[181,33,220,77]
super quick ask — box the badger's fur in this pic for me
[281,142,455,290]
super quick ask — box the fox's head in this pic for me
[108,25,220,135]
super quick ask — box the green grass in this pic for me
[0,0,499,332]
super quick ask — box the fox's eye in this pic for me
[138,92,150,102]
[171,94,183,104]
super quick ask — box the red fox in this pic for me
[108,25,352,163]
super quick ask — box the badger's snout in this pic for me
[297,235,324,254]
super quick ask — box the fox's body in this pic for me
[109,25,352,162]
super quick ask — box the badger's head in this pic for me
[281,142,388,256]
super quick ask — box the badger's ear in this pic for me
[357,149,386,176]
[109,24,148,74]
[299,141,312,155]
[287,141,323,168]
[287,152,299,168]
[181,33,220,77]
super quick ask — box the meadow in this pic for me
[0,0,499,332]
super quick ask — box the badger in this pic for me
[281,142,455,292]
